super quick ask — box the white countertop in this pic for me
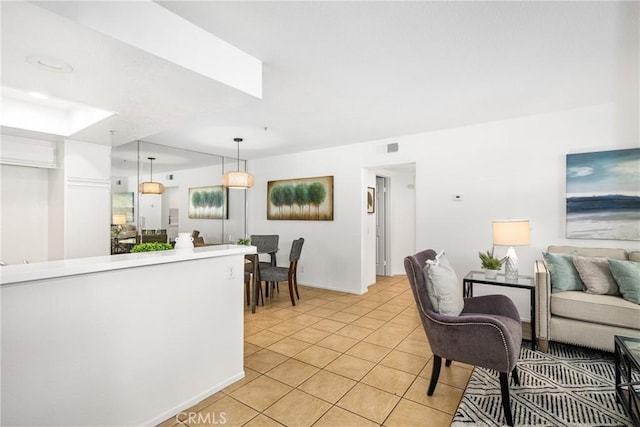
[0,244,257,286]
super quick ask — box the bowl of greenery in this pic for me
[478,248,506,279]
[130,242,174,253]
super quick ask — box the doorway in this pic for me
[375,176,389,276]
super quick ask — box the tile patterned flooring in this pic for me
[159,276,473,426]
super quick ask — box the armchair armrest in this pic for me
[426,311,521,373]
[462,294,521,324]
[535,259,551,345]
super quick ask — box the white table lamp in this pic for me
[492,219,531,280]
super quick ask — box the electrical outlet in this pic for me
[227,266,234,279]
[300,264,304,273]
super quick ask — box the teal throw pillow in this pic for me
[542,252,584,293]
[608,259,640,305]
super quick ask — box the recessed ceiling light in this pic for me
[26,56,73,73]
[1,86,116,136]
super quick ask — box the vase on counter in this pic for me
[174,232,194,249]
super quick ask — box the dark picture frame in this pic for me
[367,187,375,214]
[267,176,334,220]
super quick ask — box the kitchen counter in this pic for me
[1,244,255,426]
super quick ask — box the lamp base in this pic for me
[504,247,518,280]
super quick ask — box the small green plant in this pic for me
[236,238,251,246]
[478,248,506,270]
[130,242,173,253]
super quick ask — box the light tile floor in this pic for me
[159,276,473,427]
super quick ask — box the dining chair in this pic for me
[259,238,304,306]
[250,234,279,296]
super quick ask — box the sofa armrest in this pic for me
[535,259,551,344]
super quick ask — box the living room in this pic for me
[1,1,639,426]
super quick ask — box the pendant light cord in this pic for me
[148,157,155,182]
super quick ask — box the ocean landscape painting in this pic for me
[566,148,640,240]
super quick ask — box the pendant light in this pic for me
[223,137,254,189]
[139,157,165,194]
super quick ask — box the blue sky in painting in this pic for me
[566,148,640,197]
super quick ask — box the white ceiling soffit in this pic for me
[1,1,260,146]
[33,0,262,99]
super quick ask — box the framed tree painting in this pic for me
[268,176,334,220]
[112,192,134,222]
[188,186,228,219]
[566,148,640,240]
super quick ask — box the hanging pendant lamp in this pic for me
[223,137,254,189]
[139,157,165,194]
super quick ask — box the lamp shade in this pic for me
[223,171,254,189]
[139,181,165,194]
[492,219,531,246]
[112,214,127,225]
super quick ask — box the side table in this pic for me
[615,335,640,426]
[463,271,537,350]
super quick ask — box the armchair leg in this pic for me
[445,359,452,367]
[428,355,442,396]
[499,372,514,426]
[511,366,520,386]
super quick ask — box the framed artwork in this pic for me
[367,187,375,214]
[112,192,134,222]
[188,185,228,219]
[268,176,334,220]
[566,148,640,240]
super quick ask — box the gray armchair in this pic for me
[404,249,522,426]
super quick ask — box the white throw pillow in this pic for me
[422,251,464,316]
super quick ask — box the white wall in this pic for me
[63,140,111,259]
[0,164,50,264]
[248,102,639,319]
[249,145,368,294]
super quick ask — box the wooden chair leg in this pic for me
[499,372,514,426]
[294,273,300,299]
[511,366,520,386]
[245,279,250,306]
[427,355,442,396]
[445,359,452,367]
[287,279,296,306]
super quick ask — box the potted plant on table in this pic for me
[478,248,506,279]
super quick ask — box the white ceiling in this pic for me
[1,1,638,161]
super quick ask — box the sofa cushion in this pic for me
[629,251,640,262]
[572,255,619,295]
[608,259,640,305]
[551,291,640,329]
[548,246,629,260]
[543,252,583,292]
[423,251,464,316]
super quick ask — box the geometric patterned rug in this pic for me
[452,342,635,426]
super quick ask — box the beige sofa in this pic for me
[535,245,640,352]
